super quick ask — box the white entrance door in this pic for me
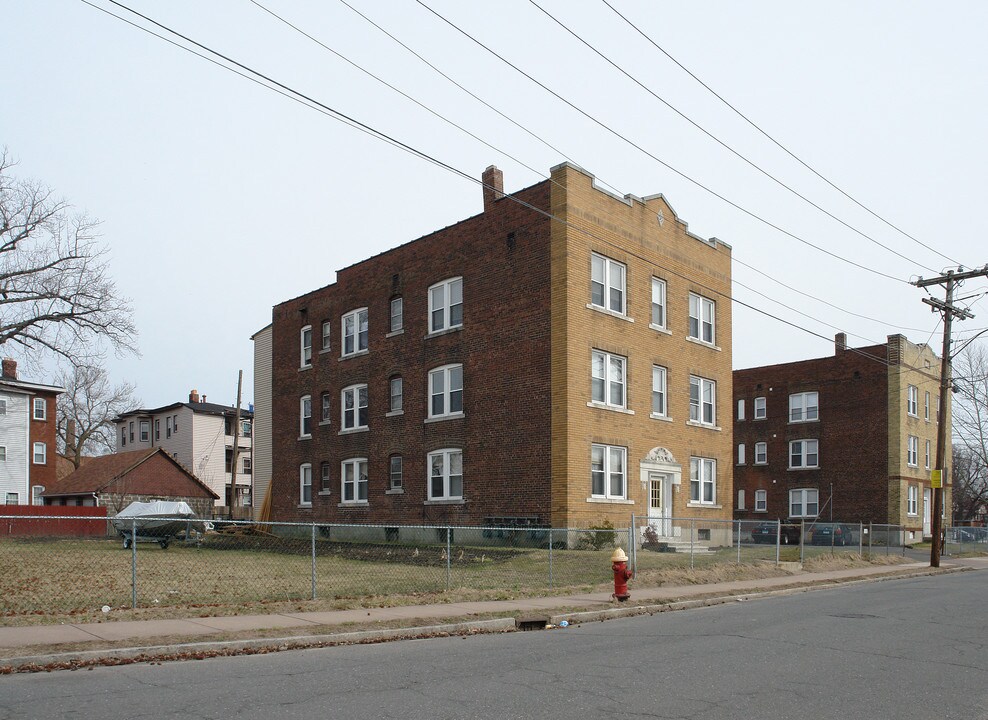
[923,488,932,537]
[649,473,672,537]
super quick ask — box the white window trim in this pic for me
[789,439,819,469]
[689,375,717,428]
[299,464,312,507]
[754,489,767,512]
[689,456,716,506]
[907,385,919,417]
[925,439,931,470]
[341,458,369,505]
[737,399,745,421]
[788,392,819,423]
[789,488,819,519]
[924,391,930,422]
[428,364,464,420]
[590,444,627,500]
[389,455,403,492]
[650,277,667,331]
[300,325,312,368]
[428,277,463,335]
[299,395,312,439]
[390,297,404,333]
[320,320,331,353]
[320,392,332,424]
[737,443,746,465]
[590,252,627,316]
[754,397,766,420]
[33,398,46,421]
[428,448,463,501]
[33,442,47,465]
[341,308,369,358]
[687,292,716,345]
[906,435,919,467]
[651,365,668,419]
[390,376,403,414]
[754,442,768,465]
[737,489,746,510]
[591,350,627,410]
[341,384,368,431]
[907,485,919,516]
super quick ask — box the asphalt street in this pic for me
[2,569,986,720]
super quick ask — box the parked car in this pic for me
[810,523,856,546]
[750,522,801,545]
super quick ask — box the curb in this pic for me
[1,565,969,673]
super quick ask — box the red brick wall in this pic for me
[28,390,60,493]
[733,343,890,523]
[101,453,217,504]
[269,180,553,526]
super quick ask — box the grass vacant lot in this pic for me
[0,534,911,627]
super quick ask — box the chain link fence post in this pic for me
[736,520,741,565]
[548,528,553,590]
[629,514,637,578]
[446,526,451,592]
[131,519,137,609]
[799,519,805,565]
[311,523,317,600]
[689,518,695,571]
[775,519,780,566]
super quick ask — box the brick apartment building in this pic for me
[733,333,949,541]
[256,163,733,535]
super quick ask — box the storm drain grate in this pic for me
[516,618,548,631]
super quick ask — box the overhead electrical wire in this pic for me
[599,0,964,269]
[527,0,938,274]
[82,0,942,384]
[413,0,908,284]
[258,0,927,336]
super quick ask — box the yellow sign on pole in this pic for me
[931,470,942,488]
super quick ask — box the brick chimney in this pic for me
[482,165,504,212]
[835,333,847,355]
[189,389,200,403]
[2,358,17,380]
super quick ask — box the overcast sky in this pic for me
[3,1,986,409]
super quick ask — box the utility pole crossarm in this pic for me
[922,297,975,320]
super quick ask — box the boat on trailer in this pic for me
[111,500,207,549]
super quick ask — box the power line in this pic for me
[527,0,938,274]
[263,0,923,336]
[412,0,908,285]
[83,0,941,386]
[599,0,964,269]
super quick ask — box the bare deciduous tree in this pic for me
[0,149,137,367]
[951,343,988,522]
[57,363,139,469]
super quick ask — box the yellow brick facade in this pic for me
[548,163,733,530]
[887,335,951,537]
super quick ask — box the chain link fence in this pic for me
[2,513,977,623]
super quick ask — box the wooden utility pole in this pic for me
[912,266,987,567]
[229,370,243,519]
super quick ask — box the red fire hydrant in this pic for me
[611,547,633,602]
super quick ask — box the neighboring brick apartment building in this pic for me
[733,333,949,541]
[258,163,733,535]
[114,390,253,512]
[0,358,64,506]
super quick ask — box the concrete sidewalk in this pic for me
[2,558,983,670]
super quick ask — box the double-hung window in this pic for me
[688,293,715,344]
[591,350,626,409]
[924,391,930,421]
[907,385,919,416]
[429,278,463,333]
[689,457,716,504]
[650,277,666,328]
[789,392,819,422]
[33,442,47,465]
[299,396,312,437]
[789,488,819,518]
[789,439,819,469]
[341,458,368,503]
[300,325,312,367]
[689,376,716,426]
[389,377,403,413]
[428,449,463,500]
[342,309,368,356]
[320,462,332,492]
[590,444,626,499]
[390,297,403,333]
[139,421,149,442]
[755,489,767,511]
[299,464,312,506]
[33,398,46,420]
[429,365,463,418]
[341,385,368,430]
[907,485,918,516]
[590,253,625,314]
[925,439,931,470]
[321,321,331,352]
[390,455,403,490]
[907,435,918,467]
[754,397,766,419]
[651,365,667,417]
[320,392,331,423]
[754,442,768,464]
[737,443,746,465]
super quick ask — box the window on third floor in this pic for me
[688,293,715,345]
[590,253,625,315]
[907,385,919,417]
[429,278,463,333]
[300,325,312,367]
[789,392,819,423]
[591,350,626,410]
[342,309,369,357]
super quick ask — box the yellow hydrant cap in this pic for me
[610,547,628,562]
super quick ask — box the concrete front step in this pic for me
[648,540,714,555]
